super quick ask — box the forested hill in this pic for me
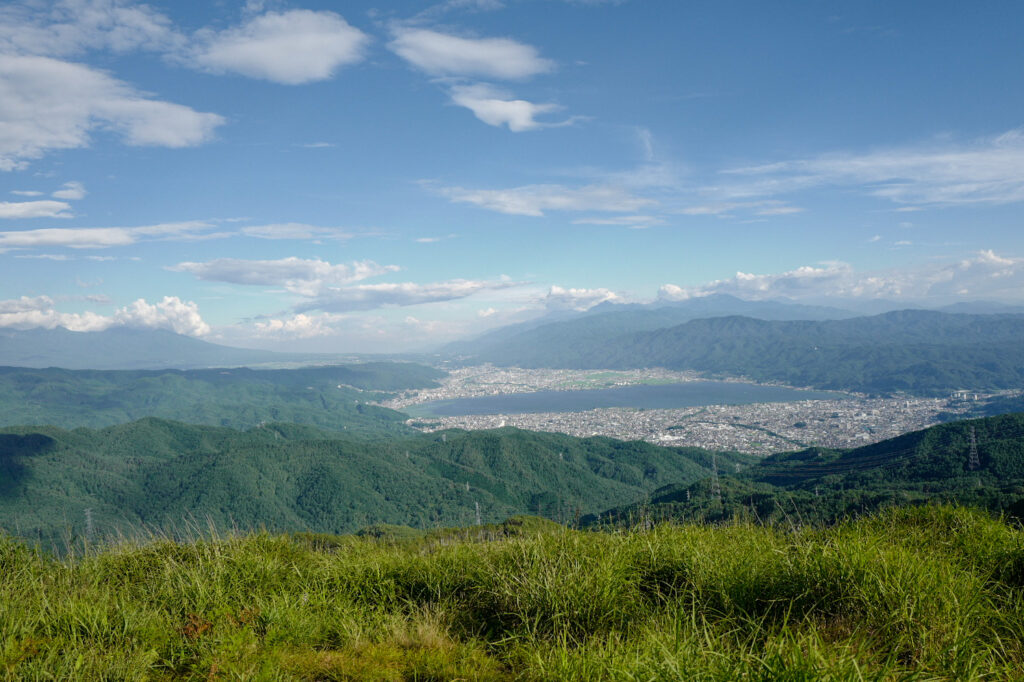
[0,419,752,546]
[0,363,445,434]
[591,412,1024,527]
[466,310,1024,394]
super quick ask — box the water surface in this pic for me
[407,381,846,417]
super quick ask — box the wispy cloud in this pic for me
[435,182,655,216]
[296,278,522,312]
[706,129,1024,207]
[389,27,553,80]
[571,214,665,228]
[0,200,73,219]
[0,221,213,250]
[0,0,184,57]
[659,250,1024,303]
[170,257,399,297]
[52,180,86,200]
[448,83,577,131]
[238,223,355,241]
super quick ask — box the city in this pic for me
[382,365,992,455]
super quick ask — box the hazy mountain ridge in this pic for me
[461,309,1024,394]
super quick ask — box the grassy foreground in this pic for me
[2,507,1023,680]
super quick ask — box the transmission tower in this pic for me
[968,426,980,471]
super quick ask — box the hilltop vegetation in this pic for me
[595,412,1024,527]
[1,505,1022,679]
[0,362,444,433]
[463,310,1024,394]
[0,419,750,547]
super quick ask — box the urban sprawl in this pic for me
[380,366,997,455]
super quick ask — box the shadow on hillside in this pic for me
[0,433,54,496]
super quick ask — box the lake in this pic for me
[406,381,847,417]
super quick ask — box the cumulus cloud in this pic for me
[436,182,655,216]
[114,296,210,335]
[0,200,73,219]
[0,294,209,335]
[389,27,552,79]
[297,279,521,312]
[0,55,224,170]
[253,312,345,338]
[52,181,86,200]
[542,285,621,311]
[448,83,573,131]
[0,221,212,250]
[708,129,1024,207]
[658,250,1024,304]
[170,257,399,297]
[187,10,370,85]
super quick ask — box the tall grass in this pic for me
[1,505,1022,679]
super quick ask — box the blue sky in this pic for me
[1,0,1023,352]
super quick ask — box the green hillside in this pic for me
[593,412,1024,527]
[0,363,444,434]
[470,310,1024,394]
[0,419,750,546]
[1,505,1022,679]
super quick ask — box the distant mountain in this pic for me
[0,419,752,544]
[937,301,1024,315]
[463,309,1024,394]
[0,327,298,369]
[445,294,859,360]
[588,412,1024,526]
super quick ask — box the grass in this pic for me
[1,505,1022,680]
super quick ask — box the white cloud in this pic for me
[436,182,655,216]
[0,55,224,169]
[658,250,1024,303]
[0,221,212,250]
[253,312,344,338]
[10,190,42,196]
[710,128,1024,207]
[170,257,399,297]
[542,285,620,311]
[389,27,553,79]
[298,279,521,312]
[448,83,573,131]
[679,200,803,217]
[0,293,209,335]
[0,200,73,219]
[239,223,354,240]
[113,296,210,335]
[571,214,665,228]
[15,253,71,260]
[188,10,369,85]
[0,0,184,57]
[52,180,86,200]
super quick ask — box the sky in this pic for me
[1,0,1023,352]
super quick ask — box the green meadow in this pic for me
[2,505,1023,680]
